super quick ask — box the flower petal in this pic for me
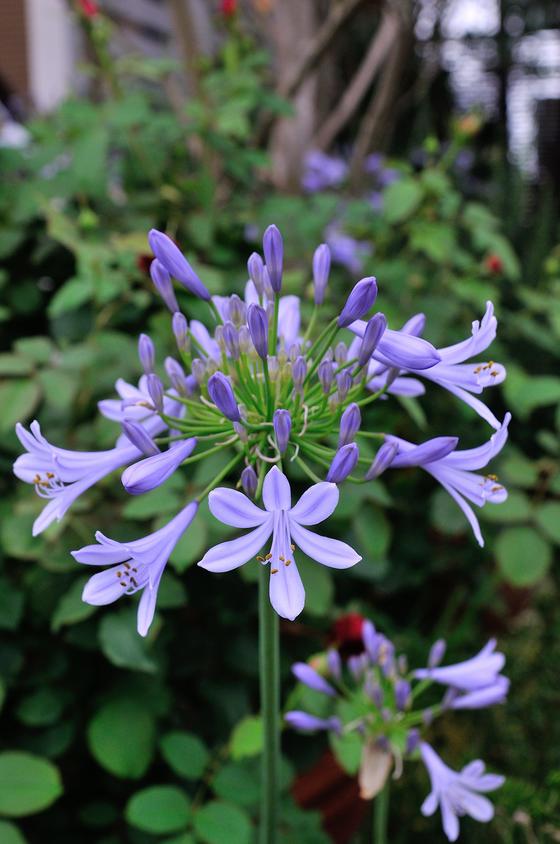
[375,329,441,370]
[198,519,273,572]
[72,542,130,565]
[428,470,485,547]
[136,566,165,636]
[262,466,291,512]
[269,558,305,621]
[289,522,361,569]
[121,439,196,495]
[82,568,124,606]
[390,437,458,468]
[289,482,339,525]
[209,488,268,528]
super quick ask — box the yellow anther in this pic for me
[271,568,279,574]
[290,544,295,551]
[256,555,265,562]
[285,559,292,566]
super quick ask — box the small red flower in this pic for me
[220,0,237,16]
[484,254,503,275]
[78,0,99,18]
[331,612,364,651]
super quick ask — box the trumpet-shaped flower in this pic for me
[121,438,197,495]
[420,743,504,842]
[72,502,198,635]
[98,375,182,446]
[13,422,141,536]
[198,466,361,620]
[384,414,511,546]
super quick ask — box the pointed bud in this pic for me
[238,325,252,355]
[291,356,307,390]
[365,442,398,480]
[241,465,258,498]
[263,224,283,293]
[395,679,411,711]
[150,259,179,313]
[358,313,387,366]
[362,620,378,660]
[148,229,210,301]
[405,728,420,755]
[164,357,188,397]
[336,370,352,401]
[273,409,291,454]
[191,358,206,384]
[428,639,446,668]
[229,294,246,327]
[146,373,164,412]
[292,663,336,697]
[318,359,334,394]
[223,322,240,359]
[327,649,342,681]
[172,312,188,351]
[207,372,240,422]
[338,403,361,448]
[326,443,359,483]
[334,342,347,364]
[285,712,341,734]
[247,304,269,359]
[338,277,378,327]
[121,421,160,456]
[248,252,265,296]
[313,243,331,305]
[234,422,248,442]
[138,334,155,374]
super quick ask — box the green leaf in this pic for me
[0,752,63,817]
[16,688,65,727]
[0,355,34,376]
[298,557,333,616]
[122,486,181,519]
[329,730,362,776]
[0,578,24,631]
[51,576,96,631]
[87,697,156,779]
[160,731,209,780]
[500,454,539,488]
[230,716,263,760]
[495,527,552,586]
[38,370,79,412]
[126,786,191,834]
[430,488,468,535]
[0,380,41,432]
[98,609,157,673]
[14,337,54,364]
[382,178,423,224]
[534,502,560,545]
[48,277,93,318]
[193,801,252,844]
[169,518,207,573]
[212,761,260,808]
[479,490,531,524]
[0,821,28,844]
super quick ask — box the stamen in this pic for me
[256,555,265,562]
[285,559,291,566]
[271,568,279,574]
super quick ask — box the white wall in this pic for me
[25,0,77,112]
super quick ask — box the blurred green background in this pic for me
[0,1,559,842]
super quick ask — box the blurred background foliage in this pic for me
[0,1,559,842]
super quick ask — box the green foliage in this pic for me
[0,753,63,817]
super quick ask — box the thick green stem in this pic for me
[259,564,280,844]
[373,781,390,844]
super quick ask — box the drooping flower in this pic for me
[13,422,141,536]
[198,466,361,620]
[72,502,198,635]
[420,743,504,842]
[382,414,511,546]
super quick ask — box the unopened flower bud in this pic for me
[362,620,378,659]
[326,443,359,483]
[288,343,301,362]
[150,259,179,313]
[327,649,341,681]
[292,356,307,389]
[121,420,160,456]
[207,372,241,422]
[233,421,248,442]
[395,679,411,711]
[223,321,240,359]
[191,358,206,384]
[262,266,274,299]
[365,679,384,707]
[263,224,283,293]
[268,356,279,381]
[138,333,155,374]
[338,277,378,327]
[164,356,188,396]
[358,312,387,366]
[273,409,291,454]
[336,370,352,401]
[238,325,252,355]
[146,373,164,412]
[241,465,258,498]
[185,374,198,395]
[214,325,225,350]
[428,639,446,668]
[293,662,337,696]
[334,342,347,365]
[248,252,265,296]
[365,442,398,480]
[148,229,210,301]
[348,654,368,680]
[318,359,334,394]
[247,304,269,359]
[338,403,361,448]
[172,312,188,352]
[405,728,420,755]
[313,243,331,305]
[229,294,246,327]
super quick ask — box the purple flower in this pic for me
[247,303,269,359]
[428,639,447,668]
[420,742,504,842]
[349,319,441,372]
[395,679,411,711]
[273,410,291,454]
[291,356,307,390]
[150,259,179,314]
[302,150,347,193]
[327,648,342,680]
[247,252,265,296]
[148,229,210,301]
[336,370,352,401]
[317,360,335,394]
[285,712,342,733]
[72,502,198,636]
[146,373,164,413]
[365,442,398,480]
[338,403,361,447]
[190,320,221,362]
[358,313,386,366]
[292,662,336,696]
[241,465,258,498]
[327,443,359,483]
[384,414,511,546]
[223,322,240,359]
[121,439,197,495]
[312,244,331,305]
[121,421,160,457]
[14,422,141,536]
[244,281,301,349]
[138,334,155,375]
[98,375,182,444]
[207,372,241,422]
[415,639,507,700]
[445,676,510,710]
[263,225,283,293]
[325,224,372,274]
[198,466,361,620]
[172,312,188,351]
[338,278,378,327]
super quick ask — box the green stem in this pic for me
[269,296,280,355]
[259,563,280,844]
[195,452,243,502]
[373,781,390,844]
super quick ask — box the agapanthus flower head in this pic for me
[198,466,361,620]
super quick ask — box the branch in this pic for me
[312,6,399,151]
